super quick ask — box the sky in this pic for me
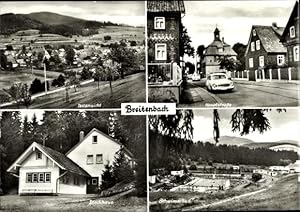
[192,109,300,143]
[182,0,295,52]
[0,1,145,27]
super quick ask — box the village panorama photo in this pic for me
[147,0,299,107]
[0,110,146,211]
[0,1,146,109]
[149,108,300,211]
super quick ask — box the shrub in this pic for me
[80,67,93,80]
[189,164,197,170]
[52,74,65,87]
[104,35,111,41]
[29,78,43,94]
[252,173,262,182]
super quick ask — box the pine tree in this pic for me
[22,115,33,148]
[112,148,134,184]
[100,164,116,190]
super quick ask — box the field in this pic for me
[150,174,299,211]
[0,69,62,89]
[1,72,146,109]
[0,194,146,212]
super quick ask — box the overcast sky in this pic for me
[182,0,295,51]
[0,1,145,27]
[192,109,300,143]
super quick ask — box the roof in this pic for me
[280,0,299,42]
[35,143,91,177]
[253,25,287,53]
[7,142,90,177]
[147,0,185,13]
[66,128,134,158]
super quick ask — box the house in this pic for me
[204,27,237,77]
[244,23,287,81]
[280,0,299,78]
[7,128,133,195]
[66,128,134,193]
[147,0,185,103]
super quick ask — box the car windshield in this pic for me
[211,75,226,80]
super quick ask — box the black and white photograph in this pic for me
[0,110,146,211]
[147,0,299,107]
[149,108,300,211]
[0,1,145,109]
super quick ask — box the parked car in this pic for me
[206,73,234,91]
[192,73,201,81]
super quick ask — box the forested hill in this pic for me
[0,12,122,35]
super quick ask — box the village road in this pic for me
[178,79,299,107]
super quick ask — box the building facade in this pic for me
[280,0,299,75]
[7,128,133,195]
[204,27,237,77]
[147,0,185,103]
[245,24,287,81]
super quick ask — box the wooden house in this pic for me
[7,128,133,195]
[147,0,185,103]
[280,0,299,77]
[244,23,287,81]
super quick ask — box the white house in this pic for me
[66,128,134,193]
[7,128,134,195]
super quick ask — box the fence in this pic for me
[233,67,300,81]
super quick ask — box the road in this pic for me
[179,79,300,107]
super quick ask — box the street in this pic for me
[179,79,300,107]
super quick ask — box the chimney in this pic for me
[79,131,84,142]
[222,37,224,43]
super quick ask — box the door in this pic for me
[87,177,98,193]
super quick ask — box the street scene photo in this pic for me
[149,109,300,211]
[147,0,299,107]
[0,110,146,211]
[0,1,145,109]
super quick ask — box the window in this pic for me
[92,178,98,185]
[218,48,223,53]
[36,151,42,160]
[277,55,285,65]
[26,173,32,183]
[249,58,254,68]
[92,136,97,144]
[256,40,260,50]
[45,173,51,183]
[38,173,44,183]
[290,26,295,38]
[32,173,38,183]
[87,155,93,164]
[252,29,256,36]
[251,42,255,51]
[294,46,299,61]
[74,176,79,185]
[155,43,167,60]
[96,154,103,164]
[154,17,165,29]
[259,56,264,67]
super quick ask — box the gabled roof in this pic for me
[280,0,299,42]
[7,142,90,177]
[147,0,185,13]
[66,128,134,158]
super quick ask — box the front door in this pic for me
[87,177,98,193]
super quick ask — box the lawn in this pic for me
[0,194,146,212]
[2,72,146,109]
[0,69,62,89]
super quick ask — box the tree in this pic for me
[112,148,134,184]
[196,45,205,60]
[232,43,247,72]
[69,75,80,92]
[80,66,93,80]
[218,56,236,72]
[93,66,105,89]
[185,62,195,74]
[179,23,195,57]
[3,83,31,108]
[103,59,121,95]
[107,43,137,79]
[65,46,75,65]
[22,115,33,148]
[100,164,116,190]
[104,35,111,41]
[29,78,43,94]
